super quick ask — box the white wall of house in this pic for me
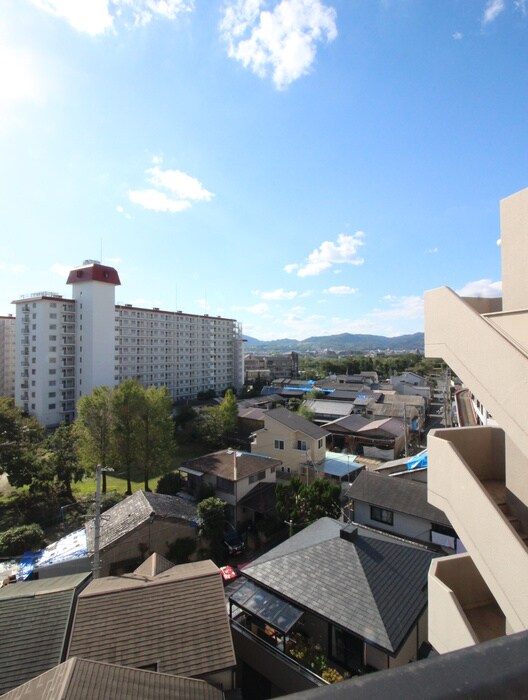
[352,500,439,544]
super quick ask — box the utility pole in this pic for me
[93,465,102,579]
[403,403,408,457]
[92,464,113,579]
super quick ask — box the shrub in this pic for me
[166,536,196,564]
[156,471,181,496]
[0,523,46,557]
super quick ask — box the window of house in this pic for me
[296,440,307,451]
[370,506,393,526]
[318,438,323,449]
[274,440,284,450]
[249,470,266,484]
[216,476,234,494]
[49,403,56,409]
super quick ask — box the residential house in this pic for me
[67,556,236,691]
[390,371,427,388]
[229,518,437,697]
[85,490,199,577]
[424,186,528,652]
[323,415,405,460]
[302,398,354,424]
[178,449,282,525]
[347,470,458,550]
[0,658,225,700]
[0,573,90,695]
[250,406,329,478]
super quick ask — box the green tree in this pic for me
[76,386,113,494]
[0,523,45,557]
[111,379,144,494]
[197,496,226,563]
[45,423,84,499]
[139,385,174,491]
[219,388,238,439]
[276,476,341,531]
[0,397,45,489]
[297,403,315,422]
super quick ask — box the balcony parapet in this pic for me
[428,426,528,632]
[429,553,505,653]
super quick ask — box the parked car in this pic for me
[224,528,245,556]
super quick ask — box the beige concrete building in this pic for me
[425,187,528,653]
[0,314,15,397]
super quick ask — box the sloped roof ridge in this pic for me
[79,560,218,598]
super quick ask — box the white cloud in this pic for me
[31,0,193,35]
[50,263,73,278]
[482,0,505,24]
[32,0,114,35]
[220,0,337,90]
[452,31,463,40]
[128,188,192,213]
[129,158,213,214]
[426,247,438,254]
[0,262,28,274]
[146,165,213,201]
[324,285,357,295]
[244,302,271,315]
[515,0,527,15]
[457,278,502,297]
[370,295,424,321]
[254,288,298,300]
[285,231,365,277]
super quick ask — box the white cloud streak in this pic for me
[482,0,505,24]
[285,232,365,277]
[457,278,502,297]
[324,285,358,295]
[220,0,337,90]
[128,159,213,214]
[254,288,298,300]
[31,0,193,35]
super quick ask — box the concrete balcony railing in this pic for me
[425,287,528,461]
[428,426,528,633]
[428,553,505,653]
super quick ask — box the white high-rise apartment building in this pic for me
[12,261,244,427]
[0,314,16,397]
[425,187,528,653]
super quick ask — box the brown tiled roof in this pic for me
[67,559,235,678]
[0,658,224,700]
[180,450,282,481]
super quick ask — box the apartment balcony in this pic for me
[425,287,528,460]
[428,426,528,633]
[428,553,505,653]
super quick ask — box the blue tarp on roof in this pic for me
[407,451,428,470]
[323,453,365,478]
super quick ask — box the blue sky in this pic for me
[0,0,526,340]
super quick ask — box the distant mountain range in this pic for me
[243,332,424,354]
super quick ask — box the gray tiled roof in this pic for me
[264,407,329,439]
[348,470,451,526]
[242,519,436,654]
[321,414,371,433]
[86,490,198,551]
[67,558,235,678]
[0,657,225,700]
[0,573,90,695]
